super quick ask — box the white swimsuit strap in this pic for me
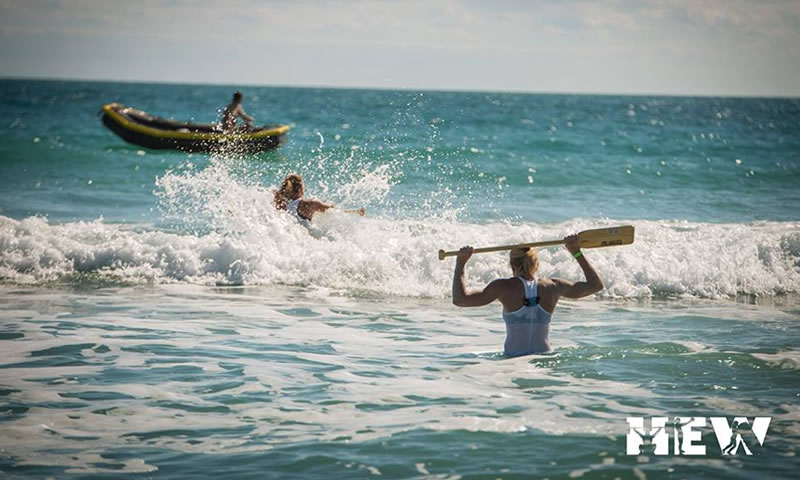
[286,198,301,213]
[518,277,537,300]
[285,199,310,228]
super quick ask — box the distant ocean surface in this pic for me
[1,79,799,478]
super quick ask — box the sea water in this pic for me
[0,79,798,478]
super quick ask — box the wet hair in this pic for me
[273,173,304,209]
[233,91,243,101]
[510,247,539,279]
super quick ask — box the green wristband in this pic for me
[573,250,583,259]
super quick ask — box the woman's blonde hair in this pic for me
[510,247,539,279]
[273,173,304,209]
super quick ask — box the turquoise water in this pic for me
[1,79,799,478]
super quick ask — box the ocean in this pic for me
[1,79,798,478]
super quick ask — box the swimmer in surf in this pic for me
[273,173,333,226]
[451,234,603,357]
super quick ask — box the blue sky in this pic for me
[1,0,799,96]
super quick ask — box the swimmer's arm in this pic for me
[452,272,503,308]
[552,256,604,299]
[298,199,334,218]
[452,246,501,307]
[551,277,598,299]
[555,233,604,299]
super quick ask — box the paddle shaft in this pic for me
[439,239,564,260]
[469,239,565,254]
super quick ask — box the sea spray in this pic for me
[6,144,800,295]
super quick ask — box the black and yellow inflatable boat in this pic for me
[100,103,289,153]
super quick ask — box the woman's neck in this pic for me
[513,271,534,280]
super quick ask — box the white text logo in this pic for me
[626,417,771,455]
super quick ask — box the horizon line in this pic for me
[2,75,799,101]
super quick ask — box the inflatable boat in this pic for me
[100,103,289,153]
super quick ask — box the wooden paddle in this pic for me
[343,208,366,216]
[438,225,634,260]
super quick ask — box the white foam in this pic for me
[1,158,798,299]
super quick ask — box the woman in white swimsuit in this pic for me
[451,234,603,357]
[273,173,333,226]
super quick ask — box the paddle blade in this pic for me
[577,225,634,249]
[344,208,366,216]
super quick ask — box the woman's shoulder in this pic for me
[298,198,320,207]
[488,277,520,290]
[536,277,564,295]
[496,276,523,284]
[494,276,528,293]
[537,277,573,297]
[536,277,562,291]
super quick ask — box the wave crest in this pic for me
[1,213,798,299]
